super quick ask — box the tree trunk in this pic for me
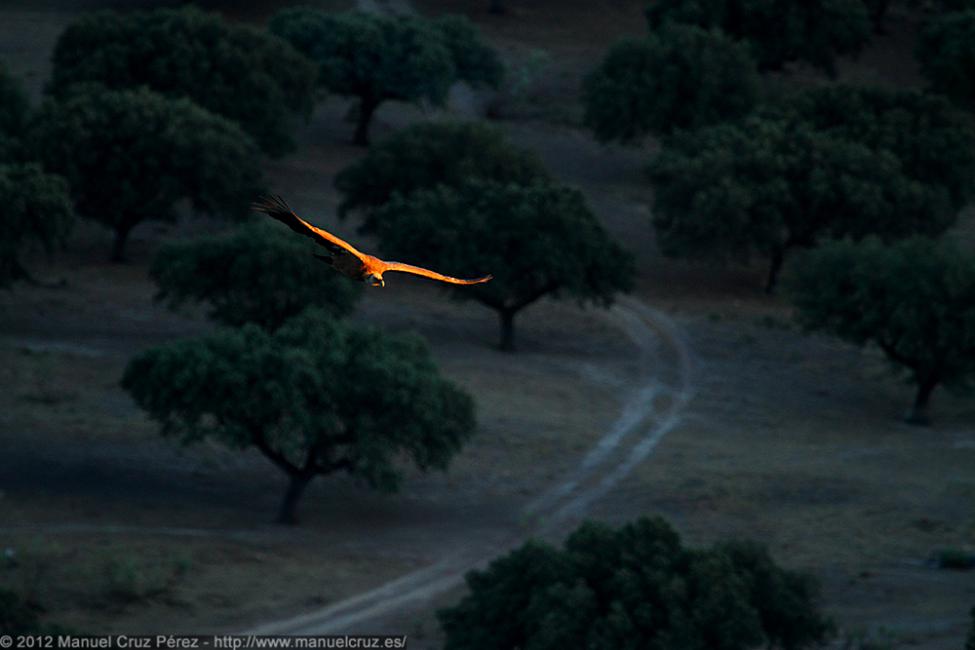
[905,377,938,426]
[764,249,785,294]
[111,226,132,263]
[498,309,516,352]
[276,472,315,525]
[353,96,380,146]
[488,0,506,14]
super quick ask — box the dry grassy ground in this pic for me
[1,0,974,647]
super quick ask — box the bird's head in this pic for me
[368,273,384,288]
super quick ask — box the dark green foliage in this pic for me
[0,63,29,160]
[48,7,316,157]
[150,221,361,331]
[270,9,501,144]
[0,164,73,288]
[433,15,505,88]
[967,607,975,650]
[0,588,40,634]
[644,0,871,74]
[774,85,975,211]
[864,0,892,32]
[334,121,548,225]
[648,116,950,292]
[122,309,476,523]
[370,180,633,350]
[917,10,975,112]
[30,85,262,261]
[438,516,833,650]
[788,237,975,424]
[583,25,760,143]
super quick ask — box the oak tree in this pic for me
[649,116,951,292]
[122,309,476,524]
[370,180,633,350]
[583,24,760,143]
[439,517,833,650]
[334,121,548,228]
[31,86,262,261]
[644,0,871,75]
[788,237,975,425]
[48,7,316,157]
[0,164,73,287]
[150,221,362,331]
[270,9,501,145]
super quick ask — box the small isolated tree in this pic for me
[583,24,760,144]
[270,9,502,145]
[649,116,953,292]
[122,309,476,524]
[917,10,975,113]
[788,237,975,425]
[31,86,262,261]
[334,121,548,227]
[370,180,633,351]
[48,7,316,157]
[0,164,73,288]
[644,0,871,75]
[150,221,362,331]
[438,516,833,650]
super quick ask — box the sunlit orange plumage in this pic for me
[252,195,493,288]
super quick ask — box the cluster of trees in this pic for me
[582,0,975,423]
[2,6,507,268]
[438,516,833,649]
[333,121,634,350]
[124,219,476,524]
[0,7,315,264]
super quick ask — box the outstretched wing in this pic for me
[252,195,364,258]
[380,260,493,286]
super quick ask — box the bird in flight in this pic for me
[252,195,492,288]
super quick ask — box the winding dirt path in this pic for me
[244,296,695,634]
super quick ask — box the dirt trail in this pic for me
[244,296,695,634]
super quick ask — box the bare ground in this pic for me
[1,1,974,648]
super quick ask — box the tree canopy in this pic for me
[150,221,362,331]
[583,24,760,143]
[917,10,975,113]
[122,309,476,524]
[30,85,262,261]
[0,63,29,160]
[438,516,833,650]
[644,0,871,74]
[334,121,548,226]
[774,85,975,211]
[788,237,975,425]
[0,164,73,288]
[270,9,502,144]
[48,6,317,157]
[648,115,952,292]
[369,180,633,350]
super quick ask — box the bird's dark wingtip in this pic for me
[251,194,291,216]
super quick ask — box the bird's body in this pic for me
[252,195,492,288]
